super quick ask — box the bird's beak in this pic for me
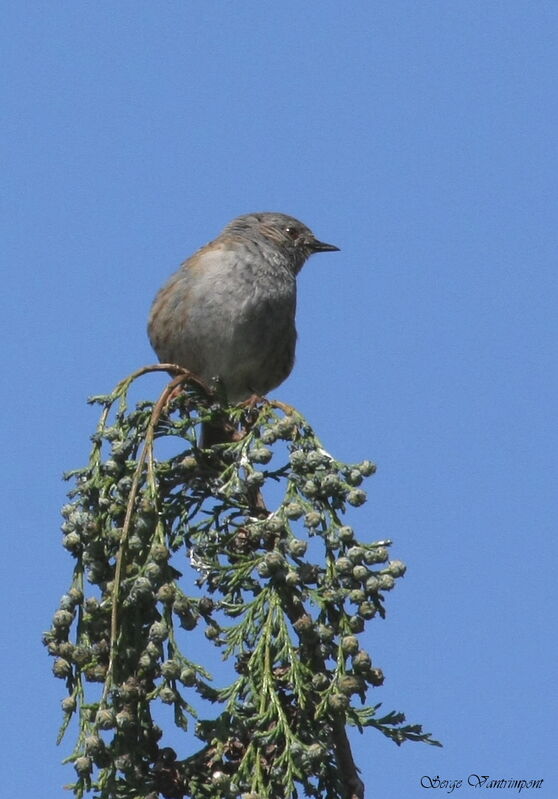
[310,238,340,253]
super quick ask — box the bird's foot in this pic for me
[239,393,269,412]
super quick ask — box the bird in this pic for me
[148,212,339,444]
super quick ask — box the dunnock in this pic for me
[148,212,339,442]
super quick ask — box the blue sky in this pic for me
[2,2,557,797]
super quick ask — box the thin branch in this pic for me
[103,371,197,698]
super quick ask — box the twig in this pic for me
[243,493,365,799]
[102,370,202,700]
[277,584,365,799]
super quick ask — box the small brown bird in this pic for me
[148,212,339,442]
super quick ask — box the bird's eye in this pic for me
[285,226,300,240]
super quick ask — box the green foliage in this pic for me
[44,366,440,799]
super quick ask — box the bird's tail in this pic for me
[200,416,236,448]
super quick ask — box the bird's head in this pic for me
[224,212,339,273]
